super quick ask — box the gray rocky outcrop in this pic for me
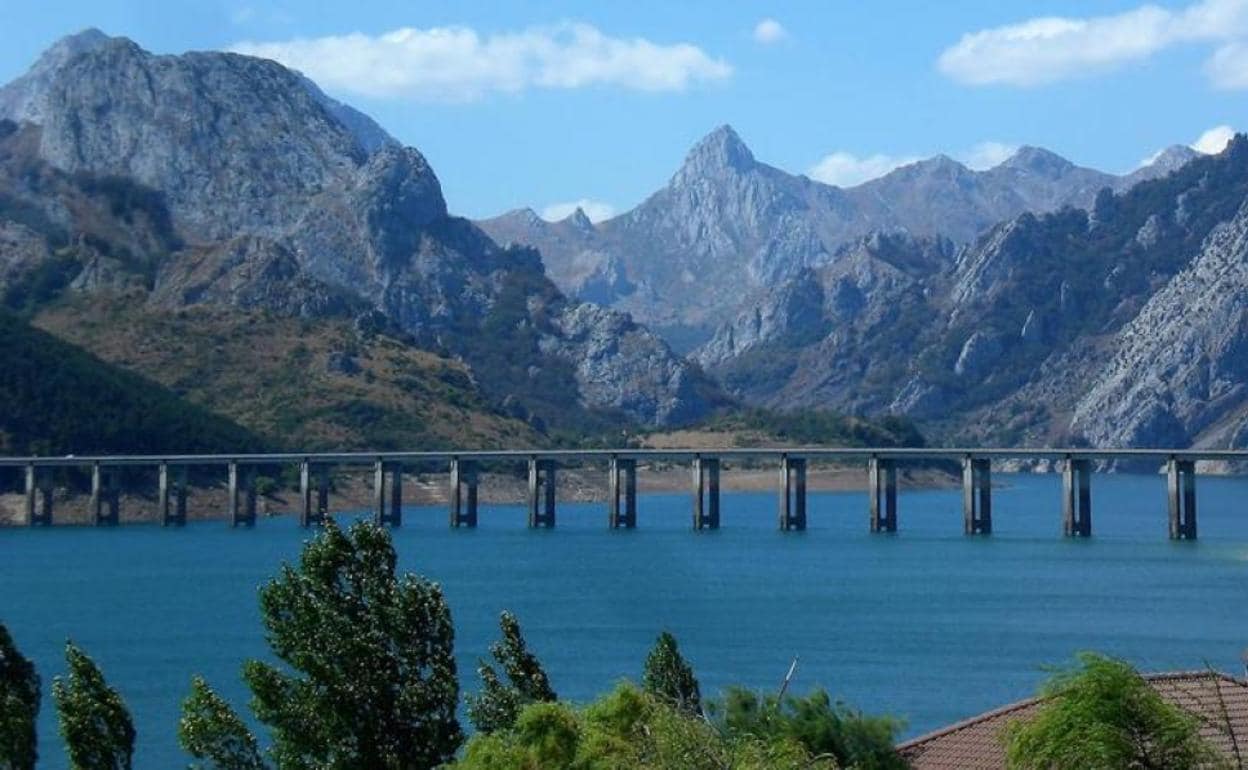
[1070,201,1248,447]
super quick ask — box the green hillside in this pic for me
[0,310,265,455]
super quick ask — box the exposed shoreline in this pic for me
[0,464,955,526]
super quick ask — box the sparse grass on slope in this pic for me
[33,295,539,451]
[0,309,264,455]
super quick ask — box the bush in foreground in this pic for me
[710,687,907,770]
[450,682,837,770]
[1003,652,1226,770]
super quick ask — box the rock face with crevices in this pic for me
[479,126,1198,350]
[1071,201,1248,448]
[692,136,1248,450]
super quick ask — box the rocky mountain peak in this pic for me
[1150,145,1200,172]
[0,28,116,123]
[893,153,973,181]
[563,206,595,232]
[1001,145,1076,177]
[40,28,113,62]
[676,124,756,179]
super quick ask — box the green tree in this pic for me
[466,611,557,734]
[52,642,135,770]
[1003,653,1227,770]
[710,687,906,770]
[451,682,836,770]
[0,622,40,770]
[642,631,702,716]
[179,519,462,770]
[178,677,266,770]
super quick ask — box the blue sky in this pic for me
[3,0,1248,220]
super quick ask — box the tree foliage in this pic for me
[52,642,135,770]
[1003,653,1226,770]
[709,687,907,770]
[178,676,266,770]
[642,631,702,716]
[0,622,40,770]
[451,682,835,770]
[466,611,557,734]
[179,519,462,770]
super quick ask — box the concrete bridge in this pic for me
[0,448,1230,539]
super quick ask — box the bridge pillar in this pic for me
[691,456,721,530]
[374,459,403,527]
[91,463,119,526]
[24,463,52,526]
[963,457,992,535]
[159,462,187,526]
[228,462,256,527]
[869,456,898,533]
[389,462,404,527]
[779,455,807,531]
[300,462,330,527]
[1062,458,1092,537]
[608,456,637,529]
[1167,458,1197,540]
[450,458,479,528]
[528,458,556,528]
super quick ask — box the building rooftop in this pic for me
[899,671,1248,770]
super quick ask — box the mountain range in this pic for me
[0,29,720,452]
[478,125,1200,351]
[2,29,1247,456]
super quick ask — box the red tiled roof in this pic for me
[899,671,1248,770]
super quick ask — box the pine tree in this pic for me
[53,642,135,770]
[642,631,702,716]
[0,622,40,770]
[179,519,462,770]
[466,611,557,733]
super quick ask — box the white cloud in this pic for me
[1137,123,1236,167]
[807,152,921,187]
[808,140,1020,186]
[541,199,615,223]
[938,0,1248,87]
[1206,42,1248,87]
[753,18,787,44]
[1191,123,1236,152]
[960,141,1019,170]
[231,23,732,101]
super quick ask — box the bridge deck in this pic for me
[1,447,1246,467]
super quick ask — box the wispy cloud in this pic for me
[231,23,732,101]
[541,199,615,223]
[1191,124,1237,152]
[808,141,1019,186]
[753,18,787,45]
[961,141,1019,170]
[938,0,1248,87]
[1206,41,1248,87]
[807,151,921,187]
[229,6,256,25]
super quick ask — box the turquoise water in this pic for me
[3,472,1248,768]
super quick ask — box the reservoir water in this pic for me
[4,472,1248,768]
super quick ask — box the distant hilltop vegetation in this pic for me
[1,29,1246,454]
